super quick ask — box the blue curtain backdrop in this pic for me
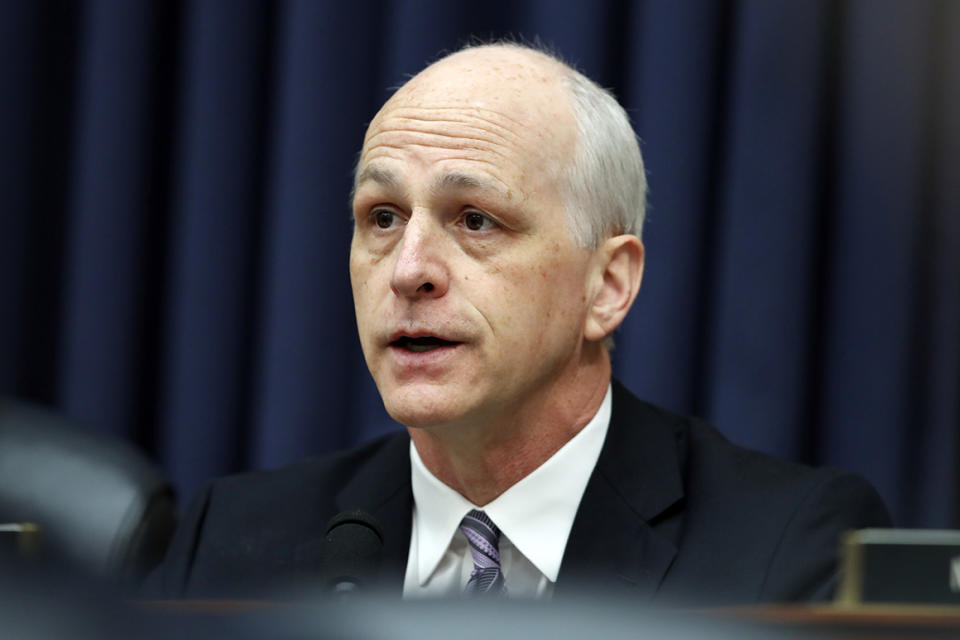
[2,0,958,528]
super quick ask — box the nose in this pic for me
[390,214,449,300]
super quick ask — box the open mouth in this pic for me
[391,336,459,353]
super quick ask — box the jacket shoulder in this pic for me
[148,431,409,598]
[640,401,891,602]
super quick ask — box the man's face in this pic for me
[350,50,597,431]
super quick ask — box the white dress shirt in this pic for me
[403,385,612,599]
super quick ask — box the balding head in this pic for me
[390,44,571,104]
[359,43,647,248]
[359,45,577,227]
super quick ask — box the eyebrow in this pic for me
[354,165,399,190]
[432,171,491,192]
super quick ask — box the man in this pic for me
[152,44,890,604]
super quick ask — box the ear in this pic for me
[583,235,644,342]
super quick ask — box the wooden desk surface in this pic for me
[703,604,960,638]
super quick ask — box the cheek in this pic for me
[350,252,388,300]
[348,248,366,291]
[479,250,589,337]
[349,259,380,341]
[349,270,369,315]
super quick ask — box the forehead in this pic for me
[389,47,567,111]
[356,48,576,195]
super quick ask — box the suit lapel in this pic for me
[556,381,686,599]
[334,431,413,593]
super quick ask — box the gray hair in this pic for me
[560,69,647,248]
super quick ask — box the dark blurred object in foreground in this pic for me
[0,398,176,586]
[5,560,960,640]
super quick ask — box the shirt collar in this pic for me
[409,384,612,585]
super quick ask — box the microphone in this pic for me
[321,509,384,597]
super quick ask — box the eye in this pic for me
[463,211,496,231]
[373,209,398,229]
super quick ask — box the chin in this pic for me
[383,400,459,430]
[380,383,473,429]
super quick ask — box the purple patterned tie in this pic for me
[459,509,506,595]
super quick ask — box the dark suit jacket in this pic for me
[151,381,891,604]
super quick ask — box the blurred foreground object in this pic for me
[0,398,176,586]
[838,529,960,607]
[0,522,41,556]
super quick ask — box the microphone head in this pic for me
[321,509,384,593]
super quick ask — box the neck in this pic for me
[409,344,611,505]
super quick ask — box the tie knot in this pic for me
[459,509,506,595]
[460,510,501,554]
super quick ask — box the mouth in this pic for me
[389,335,461,353]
